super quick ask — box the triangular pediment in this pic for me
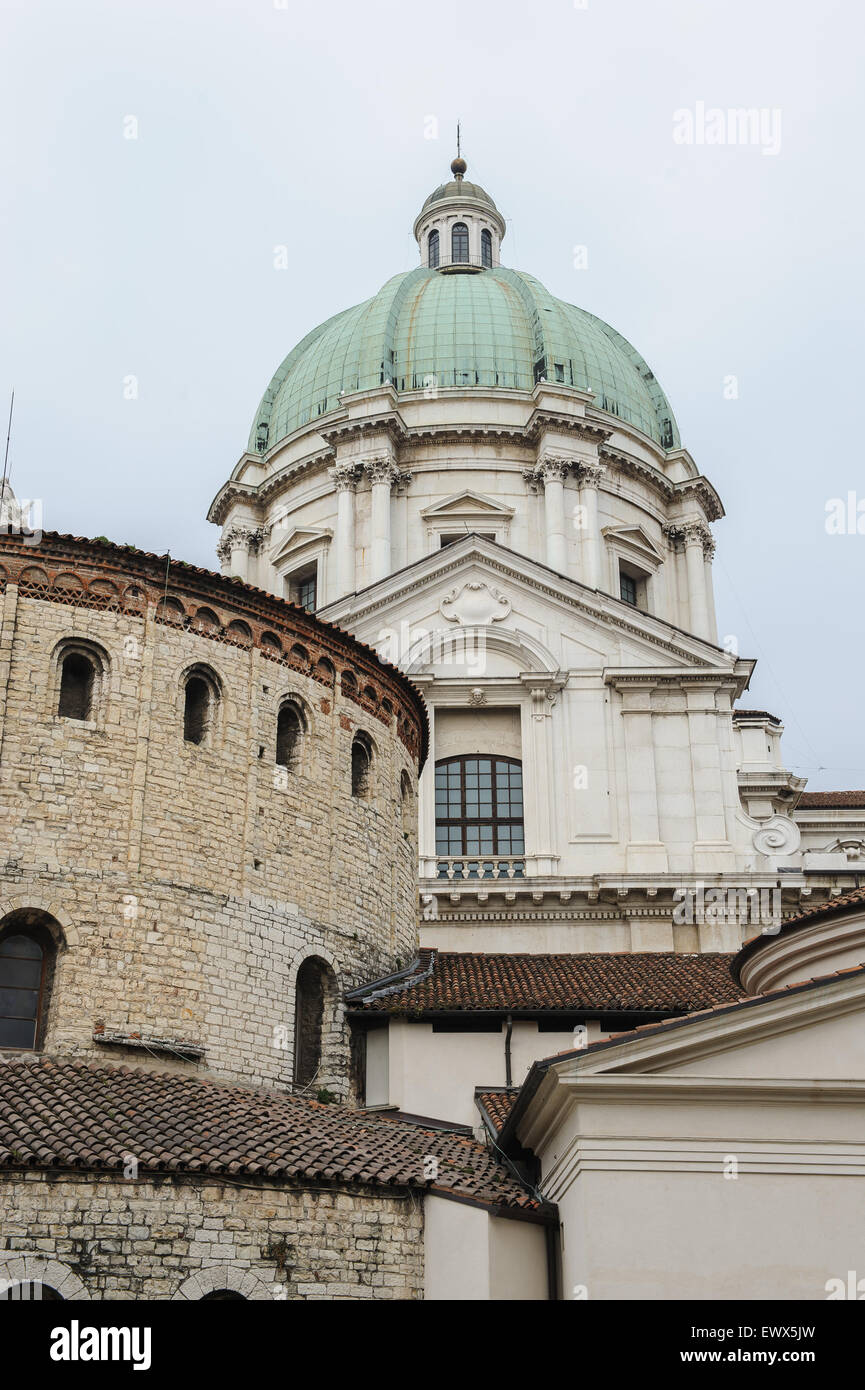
[269,525,332,565]
[420,490,515,521]
[602,524,665,565]
[319,535,746,684]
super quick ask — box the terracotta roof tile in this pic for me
[349,950,742,1015]
[733,884,865,977]
[475,1089,520,1133]
[797,790,865,809]
[0,1059,534,1209]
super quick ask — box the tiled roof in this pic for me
[733,885,865,978]
[0,1059,535,1209]
[349,950,742,1015]
[797,790,865,809]
[497,960,865,1150]
[475,1089,520,1133]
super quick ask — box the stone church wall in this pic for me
[0,535,426,1094]
[0,1172,424,1300]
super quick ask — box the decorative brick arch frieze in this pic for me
[0,532,427,766]
[172,1265,274,1302]
[0,1254,90,1301]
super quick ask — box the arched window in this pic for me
[58,651,96,720]
[428,229,440,268]
[400,769,414,835]
[481,228,492,267]
[183,668,218,746]
[200,1291,246,1301]
[294,956,335,1091]
[435,756,524,855]
[0,921,57,1051]
[0,1282,63,1301]
[351,732,373,799]
[276,702,304,770]
[452,222,469,263]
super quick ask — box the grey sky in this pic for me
[1,0,863,788]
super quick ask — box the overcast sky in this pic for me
[1,0,863,788]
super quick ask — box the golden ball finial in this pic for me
[451,156,467,179]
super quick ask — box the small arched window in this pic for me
[481,228,492,268]
[58,651,96,720]
[276,703,304,770]
[0,926,55,1051]
[452,222,469,263]
[400,770,414,834]
[183,668,218,746]
[428,229,440,268]
[351,733,373,800]
[200,1291,246,1301]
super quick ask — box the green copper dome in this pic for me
[249,267,679,454]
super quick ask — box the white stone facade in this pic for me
[210,175,864,956]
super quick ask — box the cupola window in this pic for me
[428,229,440,268]
[452,222,469,263]
[481,228,492,267]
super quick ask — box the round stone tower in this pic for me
[0,532,426,1097]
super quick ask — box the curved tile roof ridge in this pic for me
[0,1057,534,1209]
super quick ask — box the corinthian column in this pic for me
[333,464,360,597]
[577,461,606,590]
[682,520,713,641]
[221,525,255,583]
[364,456,400,583]
[536,455,570,573]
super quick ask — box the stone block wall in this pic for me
[0,1172,424,1300]
[0,536,427,1093]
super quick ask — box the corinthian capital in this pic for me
[576,460,606,489]
[332,463,362,492]
[248,525,272,555]
[664,518,714,556]
[222,524,257,552]
[537,453,573,484]
[363,455,400,486]
[682,519,713,551]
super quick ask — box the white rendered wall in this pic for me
[423,1195,548,1300]
[386,1018,593,1127]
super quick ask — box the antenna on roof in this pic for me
[451,122,467,181]
[1,390,14,500]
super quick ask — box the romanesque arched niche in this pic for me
[293,955,339,1095]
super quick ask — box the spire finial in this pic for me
[451,123,467,181]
